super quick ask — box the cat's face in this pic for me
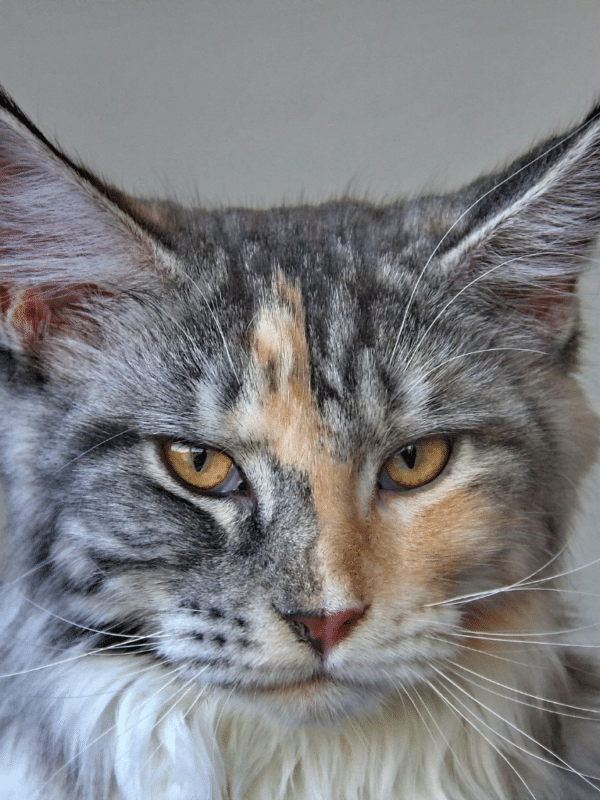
[0,91,598,726]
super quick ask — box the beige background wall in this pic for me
[1,0,599,633]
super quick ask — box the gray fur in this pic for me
[1,88,600,798]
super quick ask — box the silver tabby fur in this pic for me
[0,89,600,798]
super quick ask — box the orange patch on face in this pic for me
[408,489,494,565]
[250,271,315,466]
[368,488,500,608]
[310,461,369,604]
[248,271,367,605]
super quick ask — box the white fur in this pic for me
[0,647,573,800]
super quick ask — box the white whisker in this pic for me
[404,254,540,372]
[184,276,239,379]
[123,669,208,781]
[56,427,137,472]
[449,660,600,720]
[422,346,550,378]
[2,74,600,800]
[426,677,538,798]
[432,665,600,792]
[424,544,568,609]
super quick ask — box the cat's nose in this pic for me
[285,607,366,656]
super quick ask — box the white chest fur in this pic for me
[0,652,574,800]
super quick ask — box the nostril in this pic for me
[285,607,366,656]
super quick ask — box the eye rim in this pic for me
[161,440,246,496]
[378,436,453,493]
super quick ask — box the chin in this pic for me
[231,676,390,727]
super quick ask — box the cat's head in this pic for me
[1,90,599,725]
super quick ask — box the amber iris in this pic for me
[383,437,451,490]
[163,442,234,491]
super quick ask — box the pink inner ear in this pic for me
[527,277,577,334]
[3,287,53,347]
[0,284,106,351]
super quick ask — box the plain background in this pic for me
[0,0,599,637]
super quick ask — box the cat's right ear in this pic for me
[0,89,160,355]
[437,103,600,350]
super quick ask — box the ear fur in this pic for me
[440,104,600,341]
[0,89,160,354]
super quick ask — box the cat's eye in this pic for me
[162,442,244,494]
[379,437,452,492]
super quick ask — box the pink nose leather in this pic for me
[290,608,365,656]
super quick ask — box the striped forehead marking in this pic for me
[249,271,336,471]
[245,277,512,612]
[251,271,313,465]
[247,272,367,602]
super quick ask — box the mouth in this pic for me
[221,669,333,697]
[230,672,390,726]
[264,673,333,696]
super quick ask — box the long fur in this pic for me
[0,645,591,800]
[2,88,600,799]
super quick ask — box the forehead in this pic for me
[219,262,430,464]
[160,207,506,456]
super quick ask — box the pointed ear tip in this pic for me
[0,85,14,106]
[585,98,600,123]
[573,99,600,142]
[0,87,27,124]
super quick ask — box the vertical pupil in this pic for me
[401,445,417,469]
[192,450,208,472]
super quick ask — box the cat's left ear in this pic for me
[0,89,163,355]
[440,104,600,344]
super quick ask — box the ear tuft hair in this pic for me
[441,104,600,341]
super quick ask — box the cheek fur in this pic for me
[337,487,513,612]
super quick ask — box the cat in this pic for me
[0,86,600,800]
